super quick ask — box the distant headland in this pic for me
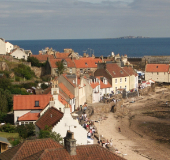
[115,36,150,39]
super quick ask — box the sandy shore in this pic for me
[94,113,148,160]
[93,87,170,160]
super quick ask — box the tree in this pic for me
[16,123,35,139]
[0,77,12,90]
[13,64,35,80]
[27,56,41,67]
[55,61,64,76]
[38,125,63,144]
[41,83,48,90]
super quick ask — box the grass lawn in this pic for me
[0,132,19,139]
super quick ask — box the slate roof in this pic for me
[74,58,102,68]
[59,83,74,99]
[62,74,77,88]
[145,64,169,72]
[18,112,40,121]
[31,55,54,62]
[0,137,10,144]
[13,95,52,110]
[0,139,125,160]
[106,63,129,78]
[35,107,63,130]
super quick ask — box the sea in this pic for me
[8,38,170,57]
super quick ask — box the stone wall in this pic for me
[0,61,9,71]
[31,67,46,78]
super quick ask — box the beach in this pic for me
[94,86,170,160]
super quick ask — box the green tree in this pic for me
[16,123,35,139]
[13,64,35,80]
[27,56,41,67]
[41,83,48,90]
[0,77,12,90]
[38,125,63,144]
[55,61,64,76]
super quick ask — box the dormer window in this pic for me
[95,62,97,65]
[120,70,123,74]
[156,66,158,68]
[85,63,87,65]
[35,101,39,107]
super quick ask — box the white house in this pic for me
[10,48,28,60]
[0,38,6,55]
[5,42,14,54]
[52,107,88,145]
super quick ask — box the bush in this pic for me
[15,76,20,82]
[16,123,35,139]
[0,112,7,123]
[0,123,16,133]
[8,137,21,146]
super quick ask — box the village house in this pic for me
[10,48,28,60]
[145,64,170,82]
[0,38,6,55]
[13,80,71,125]
[36,106,88,145]
[0,132,125,160]
[5,42,14,54]
[31,54,54,63]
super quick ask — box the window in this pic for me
[35,101,39,107]
[157,72,159,75]
[125,78,127,82]
[73,80,75,83]
[85,63,87,65]
[120,86,122,89]
[70,68,72,73]
[80,69,83,73]
[59,108,61,111]
[164,72,166,75]
[115,87,117,91]
[120,78,122,83]
[115,79,117,83]
[125,85,127,90]
[21,122,24,125]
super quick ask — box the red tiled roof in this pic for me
[58,94,72,112]
[65,58,76,68]
[123,66,138,76]
[145,64,169,72]
[36,107,63,130]
[106,63,129,78]
[13,95,52,110]
[18,112,40,121]
[99,79,112,89]
[49,59,62,68]
[0,139,126,160]
[31,55,54,61]
[25,144,126,160]
[74,58,102,68]
[90,82,99,89]
[59,83,74,99]
[0,139,63,160]
[55,52,70,58]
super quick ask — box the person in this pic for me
[87,131,91,138]
[80,105,82,111]
[118,127,121,132]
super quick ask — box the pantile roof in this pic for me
[18,112,40,121]
[13,95,52,110]
[64,58,76,68]
[36,107,63,130]
[0,139,125,160]
[74,58,102,68]
[145,64,169,72]
[55,52,70,58]
[90,82,99,89]
[123,66,138,76]
[49,59,62,68]
[106,63,129,78]
[62,74,76,88]
[31,55,54,62]
[0,139,62,160]
[59,83,74,99]
[58,94,72,112]
[99,78,112,89]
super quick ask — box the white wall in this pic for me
[52,107,88,145]
[6,42,13,53]
[11,49,28,60]
[14,110,31,125]
[0,39,6,55]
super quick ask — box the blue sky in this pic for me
[0,0,170,40]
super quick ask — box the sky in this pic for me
[0,0,170,40]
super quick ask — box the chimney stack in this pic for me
[64,130,77,156]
